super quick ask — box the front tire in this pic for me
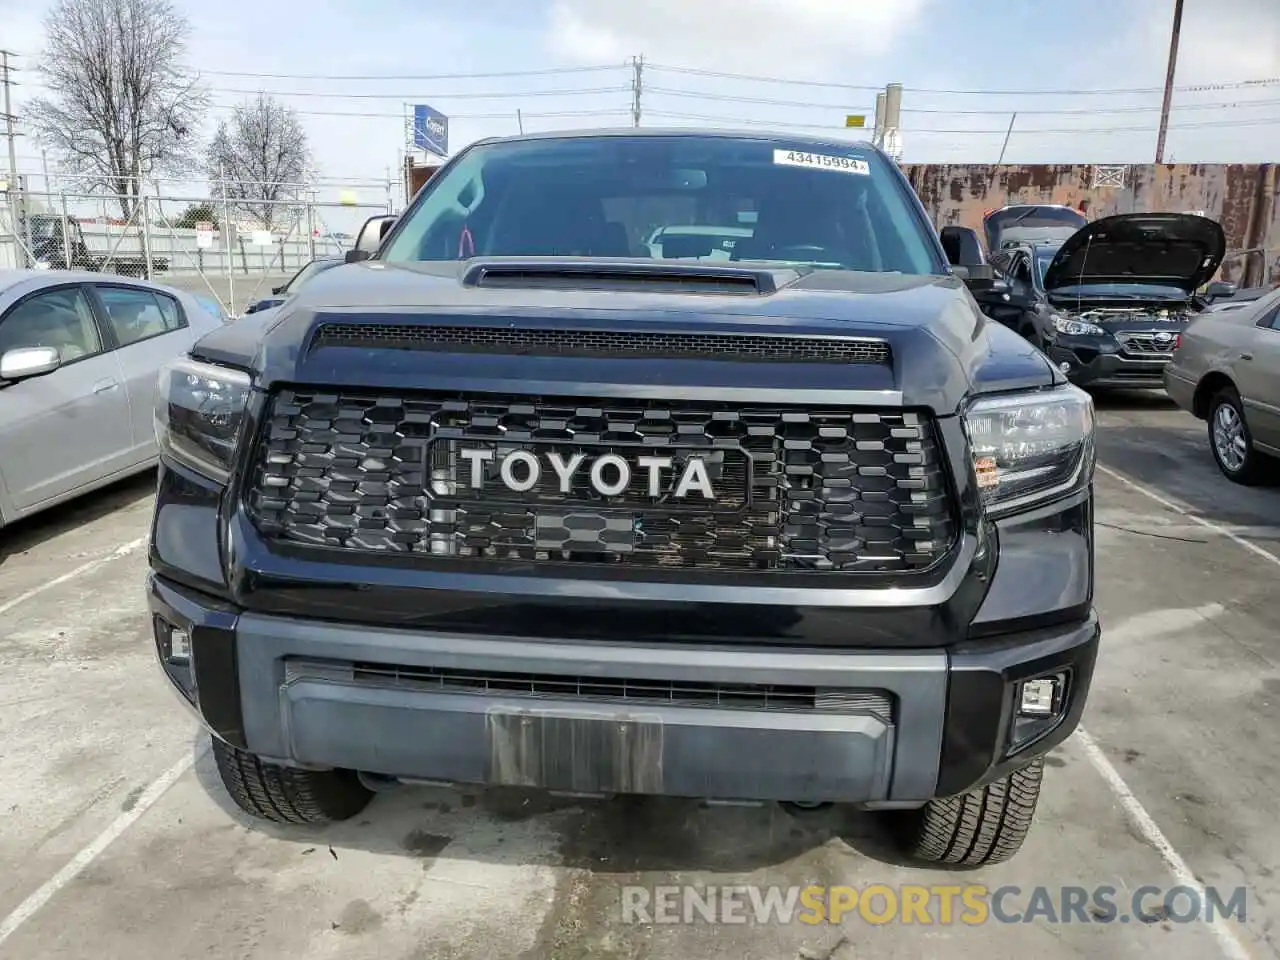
[891,759,1044,867]
[211,736,374,825]
[1208,386,1267,485]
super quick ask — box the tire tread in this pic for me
[211,737,372,825]
[899,759,1044,867]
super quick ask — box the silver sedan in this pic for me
[1165,284,1280,484]
[0,270,227,528]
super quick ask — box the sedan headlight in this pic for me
[963,384,1096,515]
[154,357,252,483]
[1049,314,1105,337]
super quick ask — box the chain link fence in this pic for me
[1,188,394,316]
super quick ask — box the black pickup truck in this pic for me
[148,130,1100,867]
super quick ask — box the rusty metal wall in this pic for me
[902,163,1279,287]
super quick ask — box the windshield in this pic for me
[26,217,59,240]
[381,135,944,275]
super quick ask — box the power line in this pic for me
[194,64,627,81]
[647,62,1280,97]
[209,85,632,101]
[645,108,1280,135]
[645,85,1280,116]
[205,103,630,121]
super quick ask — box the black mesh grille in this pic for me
[310,323,891,365]
[246,390,956,574]
[341,663,894,718]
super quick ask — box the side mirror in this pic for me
[345,249,372,264]
[351,214,398,259]
[1204,280,1237,300]
[939,225,986,268]
[270,285,283,295]
[958,263,998,291]
[0,346,61,382]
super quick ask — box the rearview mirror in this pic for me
[0,346,61,382]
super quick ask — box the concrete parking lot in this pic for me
[0,391,1276,960]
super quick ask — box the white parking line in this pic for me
[1081,463,1271,959]
[0,747,203,949]
[1075,730,1253,960]
[1095,463,1280,568]
[0,537,147,618]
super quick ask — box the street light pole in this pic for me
[1154,0,1185,164]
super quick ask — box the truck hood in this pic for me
[191,259,1061,414]
[1042,213,1226,294]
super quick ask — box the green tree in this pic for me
[172,202,219,229]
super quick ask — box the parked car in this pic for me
[148,129,1100,867]
[1165,285,1280,484]
[242,257,343,315]
[982,203,1087,254]
[0,270,225,528]
[972,213,1228,390]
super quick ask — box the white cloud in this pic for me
[545,0,928,78]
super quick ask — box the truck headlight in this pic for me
[154,357,252,483]
[1049,314,1105,337]
[963,384,1095,516]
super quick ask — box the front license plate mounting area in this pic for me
[486,708,665,794]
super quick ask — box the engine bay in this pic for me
[1062,304,1194,325]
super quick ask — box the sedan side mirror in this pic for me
[0,346,61,382]
[271,285,283,295]
[1204,280,1237,301]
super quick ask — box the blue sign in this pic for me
[412,104,449,157]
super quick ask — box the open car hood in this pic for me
[984,205,1088,252]
[1042,213,1226,294]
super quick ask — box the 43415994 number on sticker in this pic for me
[772,149,870,175]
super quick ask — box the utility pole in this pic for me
[2,51,19,193]
[631,55,644,128]
[873,92,886,148]
[997,112,1017,164]
[2,50,28,267]
[883,82,903,162]
[1154,0,1184,164]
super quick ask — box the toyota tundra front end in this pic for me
[146,130,1099,866]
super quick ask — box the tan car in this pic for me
[1165,285,1280,484]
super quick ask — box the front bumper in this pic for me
[1045,338,1172,389]
[149,573,1099,805]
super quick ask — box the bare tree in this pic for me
[26,0,205,219]
[207,93,312,231]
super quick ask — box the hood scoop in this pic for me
[310,320,891,365]
[460,258,797,296]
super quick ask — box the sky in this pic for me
[1,0,1278,207]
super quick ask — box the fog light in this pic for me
[168,627,191,664]
[1018,676,1062,716]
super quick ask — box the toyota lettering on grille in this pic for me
[458,448,718,500]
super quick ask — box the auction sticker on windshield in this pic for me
[773,149,870,175]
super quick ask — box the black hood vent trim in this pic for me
[310,322,892,365]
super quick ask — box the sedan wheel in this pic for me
[1209,387,1266,485]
